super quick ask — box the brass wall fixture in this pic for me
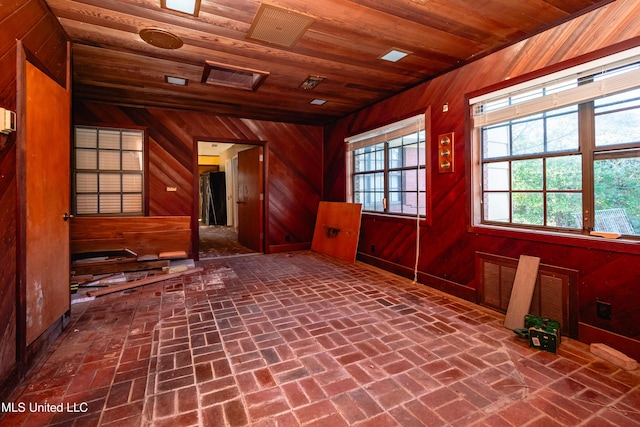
[438,132,454,173]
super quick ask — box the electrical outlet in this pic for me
[596,301,612,320]
[371,244,375,253]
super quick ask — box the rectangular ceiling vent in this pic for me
[247,3,315,48]
[201,60,269,91]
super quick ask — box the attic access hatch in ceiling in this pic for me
[201,60,270,91]
[247,3,315,48]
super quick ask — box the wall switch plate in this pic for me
[1,108,16,134]
[597,300,612,320]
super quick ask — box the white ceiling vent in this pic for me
[247,3,315,48]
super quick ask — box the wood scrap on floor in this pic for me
[159,250,188,260]
[163,259,196,274]
[72,258,170,276]
[590,343,638,370]
[71,247,198,300]
[86,267,203,298]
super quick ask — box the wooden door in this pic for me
[237,146,263,252]
[25,61,70,345]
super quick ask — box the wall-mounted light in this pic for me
[438,133,454,173]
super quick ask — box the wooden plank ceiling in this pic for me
[45,0,610,125]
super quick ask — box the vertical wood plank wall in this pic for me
[324,0,640,355]
[0,0,68,398]
[73,101,324,254]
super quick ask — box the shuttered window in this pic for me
[74,126,144,215]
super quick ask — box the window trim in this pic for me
[345,112,431,221]
[468,46,640,243]
[72,125,148,216]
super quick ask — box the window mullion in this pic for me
[383,142,389,212]
[580,101,595,233]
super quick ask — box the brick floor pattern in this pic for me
[4,251,640,426]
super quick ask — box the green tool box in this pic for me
[525,314,561,353]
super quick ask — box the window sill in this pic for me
[362,211,429,226]
[469,223,640,255]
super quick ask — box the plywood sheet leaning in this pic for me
[504,255,541,330]
[311,202,362,263]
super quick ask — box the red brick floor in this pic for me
[3,251,640,426]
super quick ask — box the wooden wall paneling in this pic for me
[325,0,640,347]
[0,0,68,399]
[70,216,192,257]
[0,146,17,385]
[73,101,324,256]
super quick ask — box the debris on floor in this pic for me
[70,248,199,301]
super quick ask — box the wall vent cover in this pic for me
[476,252,578,337]
[247,3,314,48]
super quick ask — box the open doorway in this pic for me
[197,141,262,259]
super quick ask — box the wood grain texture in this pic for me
[0,146,17,384]
[44,0,609,124]
[0,0,68,395]
[237,146,263,252]
[311,202,362,263]
[73,101,324,255]
[70,216,191,256]
[326,0,640,346]
[25,60,70,345]
[504,255,541,330]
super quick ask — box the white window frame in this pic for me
[346,114,426,217]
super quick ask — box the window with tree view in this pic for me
[348,116,426,217]
[473,53,640,238]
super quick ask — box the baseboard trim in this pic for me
[356,253,476,302]
[579,322,640,361]
[267,242,311,254]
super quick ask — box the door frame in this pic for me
[192,137,266,260]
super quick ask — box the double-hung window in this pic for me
[470,48,640,238]
[346,115,426,216]
[73,126,145,215]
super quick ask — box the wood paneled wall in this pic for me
[73,101,324,255]
[325,0,640,357]
[70,216,192,257]
[0,0,68,398]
